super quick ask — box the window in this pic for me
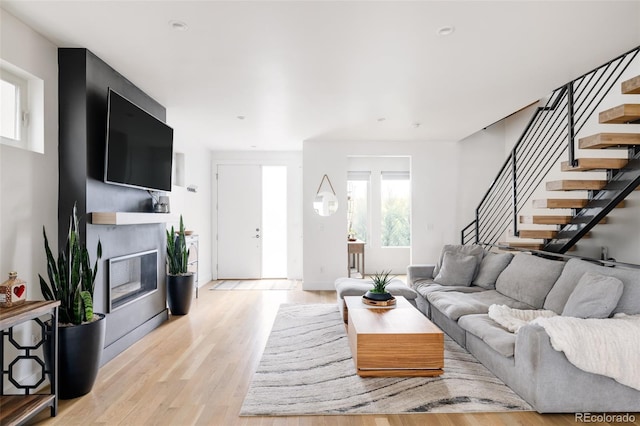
[1,61,44,153]
[347,172,370,242]
[380,171,410,247]
[0,70,26,143]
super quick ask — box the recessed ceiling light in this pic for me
[413,122,421,128]
[250,145,257,148]
[437,26,455,36]
[169,20,188,31]
[377,117,386,122]
[237,115,246,120]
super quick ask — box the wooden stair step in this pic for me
[518,230,592,240]
[501,241,577,252]
[621,75,640,95]
[560,158,628,171]
[532,198,588,209]
[520,215,608,225]
[546,180,607,191]
[518,230,558,239]
[501,242,544,251]
[598,104,640,124]
[579,133,640,149]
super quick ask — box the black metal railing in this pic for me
[462,46,640,247]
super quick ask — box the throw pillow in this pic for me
[562,272,624,319]
[434,251,478,286]
[432,244,485,279]
[472,252,514,289]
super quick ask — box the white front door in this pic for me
[217,164,263,279]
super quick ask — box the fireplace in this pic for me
[107,249,158,312]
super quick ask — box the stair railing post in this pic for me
[475,208,480,244]
[567,81,577,167]
[512,151,518,237]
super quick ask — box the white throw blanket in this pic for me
[488,304,640,391]
[487,304,557,333]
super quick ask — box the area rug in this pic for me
[210,279,299,290]
[240,303,532,415]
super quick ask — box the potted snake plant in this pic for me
[39,203,105,399]
[166,215,194,315]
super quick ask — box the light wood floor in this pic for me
[29,283,638,426]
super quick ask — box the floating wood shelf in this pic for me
[90,212,179,225]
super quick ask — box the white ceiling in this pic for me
[3,1,640,151]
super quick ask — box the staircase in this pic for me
[509,74,640,252]
[461,46,640,253]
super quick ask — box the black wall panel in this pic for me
[58,48,168,365]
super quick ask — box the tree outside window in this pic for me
[381,172,410,247]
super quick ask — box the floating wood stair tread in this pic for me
[579,133,640,149]
[560,158,628,171]
[518,230,592,240]
[598,104,640,124]
[546,180,607,191]
[622,75,640,94]
[518,230,558,239]
[520,215,608,225]
[501,242,544,250]
[532,198,588,209]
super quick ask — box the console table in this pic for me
[0,300,60,425]
[347,240,365,278]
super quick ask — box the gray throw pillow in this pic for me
[432,244,485,278]
[434,251,478,286]
[562,272,624,319]
[472,252,514,289]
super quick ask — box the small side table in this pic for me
[347,240,365,278]
[0,300,60,425]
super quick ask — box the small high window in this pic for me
[1,61,44,153]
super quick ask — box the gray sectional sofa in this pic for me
[408,245,640,413]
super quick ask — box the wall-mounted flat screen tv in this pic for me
[104,88,173,192]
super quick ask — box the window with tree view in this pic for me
[381,171,410,247]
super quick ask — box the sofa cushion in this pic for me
[472,252,514,289]
[543,258,640,315]
[432,244,485,278]
[495,253,565,308]
[433,251,478,286]
[458,314,516,357]
[414,279,486,298]
[562,272,624,319]
[334,278,418,300]
[427,290,533,321]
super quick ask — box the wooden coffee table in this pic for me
[344,295,444,377]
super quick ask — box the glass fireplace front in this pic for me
[107,249,158,312]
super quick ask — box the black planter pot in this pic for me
[167,273,194,315]
[363,290,394,301]
[45,313,106,400]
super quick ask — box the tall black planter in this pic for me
[167,274,194,315]
[46,313,106,399]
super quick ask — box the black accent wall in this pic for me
[58,48,168,364]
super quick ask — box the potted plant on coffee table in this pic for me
[363,270,396,306]
[39,203,105,399]
[166,215,194,315]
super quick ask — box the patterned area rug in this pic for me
[241,304,532,415]
[210,279,299,290]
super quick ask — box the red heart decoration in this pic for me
[13,285,25,298]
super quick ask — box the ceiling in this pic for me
[2,1,640,151]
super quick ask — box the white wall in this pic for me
[303,139,505,290]
[210,151,303,280]
[166,141,214,287]
[0,9,58,302]
[0,8,58,388]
